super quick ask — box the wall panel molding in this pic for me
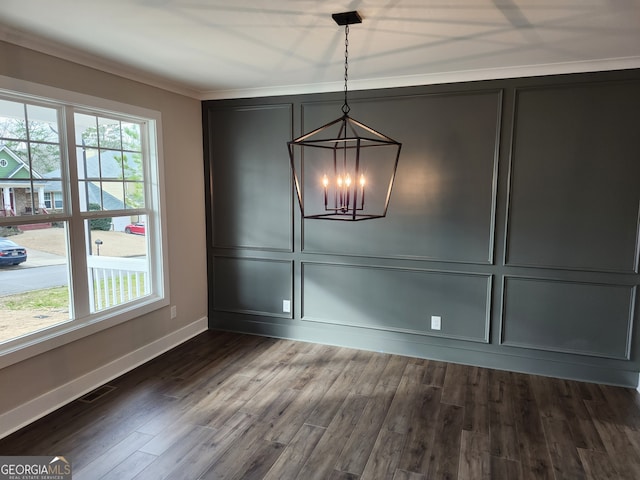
[500,276,635,360]
[204,69,640,387]
[207,103,294,252]
[503,81,640,273]
[301,262,492,343]
[213,256,293,318]
[299,91,502,265]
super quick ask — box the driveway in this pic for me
[8,227,147,259]
[18,247,67,267]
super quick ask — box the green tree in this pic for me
[88,203,112,231]
[0,117,61,175]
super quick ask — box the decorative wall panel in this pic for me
[204,70,640,387]
[302,263,491,342]
[214,257,292,317]
[501,276,635,359]
[208,104,293,251]
[301,92,501,264]
[506,82,640,272]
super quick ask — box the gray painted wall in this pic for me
[203,70,640,387]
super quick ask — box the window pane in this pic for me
[125,181,145,209]
[122,122,141,151]
[85,148,101,179]
[31,142,62,177]
[0,99,26,141]
[122,152,143,180]
[26,105,60,143]
[100,180,125,211]
[100,149,125,179]
[78,180,90,212]
[82,180,125,213]
[98,117,121,150]
[0,142,27,181]
[0,140,28,173]
[75,113,98,147]
[0,223,71,344]
[77,146,97,181]
[85,215,149,313]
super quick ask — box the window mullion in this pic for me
[63,106,91,319]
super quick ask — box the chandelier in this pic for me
[288,11,402,221]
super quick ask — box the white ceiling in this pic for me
[1,1,639,100]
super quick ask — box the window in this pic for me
[0,82,167,363]
[44,192,63,210]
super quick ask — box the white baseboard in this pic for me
[637,372,640,394]
[0,317,207,440]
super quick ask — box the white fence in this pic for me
[86,255,149,311]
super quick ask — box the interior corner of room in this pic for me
[0,2,639,454]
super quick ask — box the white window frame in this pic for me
[44,192,63,209]
[0,75,170,369]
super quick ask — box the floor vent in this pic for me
[79,385,116,403]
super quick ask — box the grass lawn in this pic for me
[0,286,69,310]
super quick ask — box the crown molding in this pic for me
[200,56,640,100]
[3,24,639,102]
[0,25,202,99]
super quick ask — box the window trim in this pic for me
[0,75,170,370]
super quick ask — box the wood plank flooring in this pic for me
[1,331,640,479]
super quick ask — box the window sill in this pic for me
[0,295,169,370]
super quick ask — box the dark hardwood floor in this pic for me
[1,331,640,479]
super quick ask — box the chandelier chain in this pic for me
[342,25,350,114]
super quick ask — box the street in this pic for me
[0,264,68,296]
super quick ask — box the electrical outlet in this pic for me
[170,305,177,319]
[431,315,441,330]
[282,299,291,313]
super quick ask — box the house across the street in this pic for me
[0,144,133,231]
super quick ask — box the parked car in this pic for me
[124,223,145,235]
[0,238,27,266]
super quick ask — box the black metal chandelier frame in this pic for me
[288,11,402,221]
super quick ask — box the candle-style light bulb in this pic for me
[337,176,343,187]
[345,174,352,209]
[359,174,365,187]
[322,174,329,208]
[359,174,366,209]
